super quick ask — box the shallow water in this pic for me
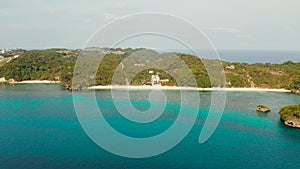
[1,84,300,169]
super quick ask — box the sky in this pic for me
[0,0,299,50]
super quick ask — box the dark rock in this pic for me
[256,105,270,113]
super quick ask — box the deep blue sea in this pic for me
[1,84,300,169]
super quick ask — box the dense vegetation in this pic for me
[279,104,300,121]
[0,49,78,86]
[0,48,299,91]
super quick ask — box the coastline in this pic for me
[1,80,292,93]
[10,80,61,84]
[87,85,291,93]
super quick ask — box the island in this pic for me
[279,104,300,128]
[0,48,299,92]
[256,105,271,113]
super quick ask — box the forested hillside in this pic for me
[0,48,299,91]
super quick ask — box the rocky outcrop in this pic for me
[282,119,300,128]
[0,77,17,84]
[65,84,83,91]
[256,105,270,113]
[279,104,300,129]
[291,89,300,95]
[0,77,6,83]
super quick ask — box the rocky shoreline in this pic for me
[256,105,270,113]
[281,119,300,129]
[279,104,300,129]
[291,89,300,95]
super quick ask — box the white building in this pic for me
[226,65,235,70]
[151,75,161,86]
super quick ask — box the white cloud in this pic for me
[206,27,241,33]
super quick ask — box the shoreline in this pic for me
[1,81,292,93]
[9,80,61,84]
[88,85,291,93]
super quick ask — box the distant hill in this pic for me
[0,48,299,91]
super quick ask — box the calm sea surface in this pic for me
[1,84,300,169]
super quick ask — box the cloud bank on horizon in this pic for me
[0,0,299,50]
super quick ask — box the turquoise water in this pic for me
[1,84,300,168]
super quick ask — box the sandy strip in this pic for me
[12,80,61,84]
[88,85,291,92]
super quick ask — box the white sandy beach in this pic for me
[11,80,61,84]
[88,85,291,93]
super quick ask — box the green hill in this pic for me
[0,48,299,91]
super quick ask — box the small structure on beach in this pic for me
[151,75,161,86]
